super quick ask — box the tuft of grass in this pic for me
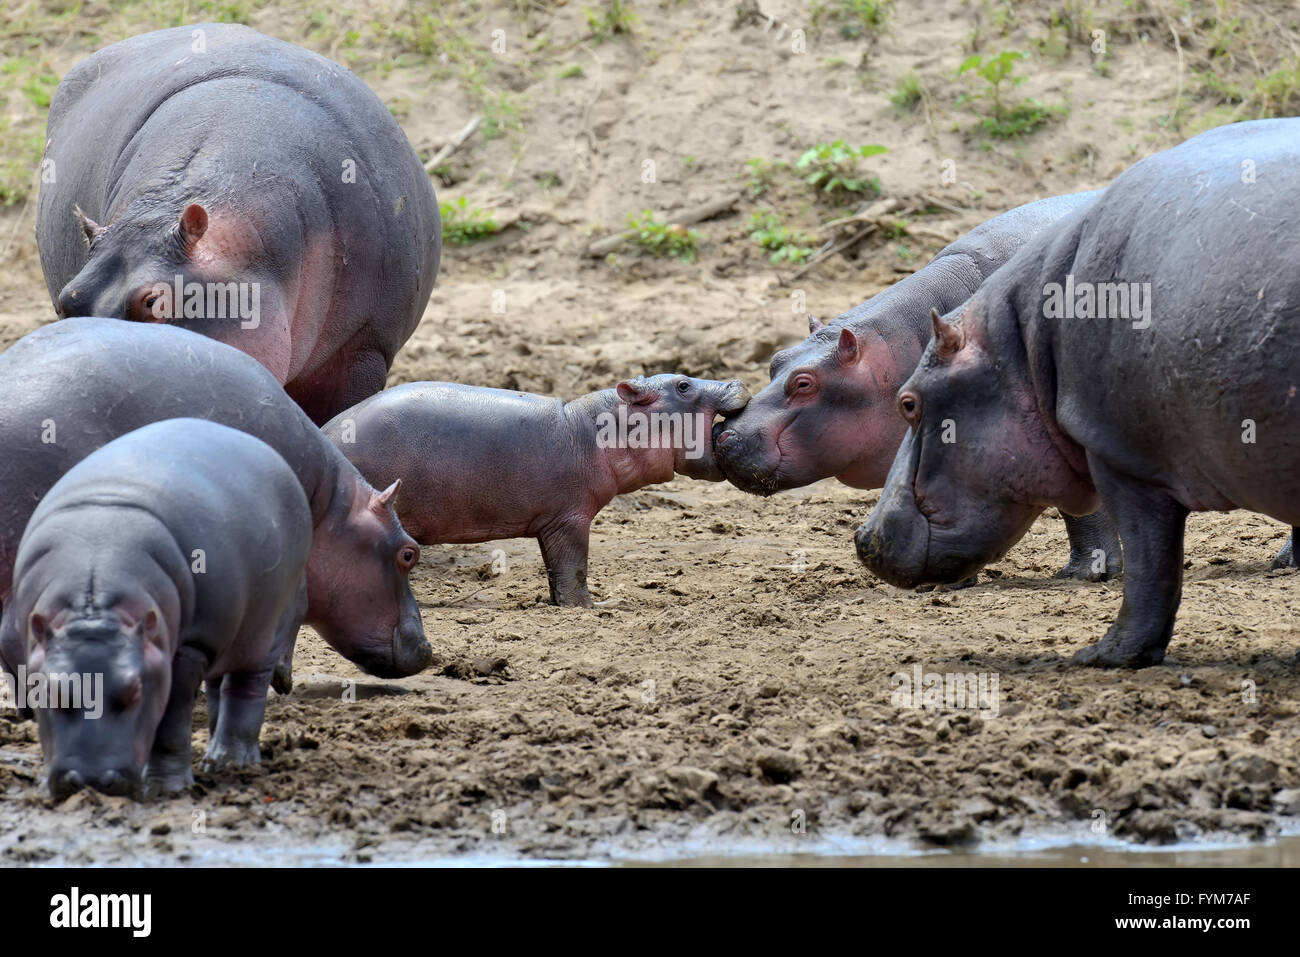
[795,141,887,203]
[813,0,893,39]
[891,71,922,111]
[625,210,700,261]
[560,64,585,79]
[749,210,817,265]
[585,1,637,42]
[439,197,502,245]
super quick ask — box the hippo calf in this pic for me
[0,318,430,684]
[714,190,1125,581]
[857,118,1300,666]
[3,420,311,798]
[324,375,750,606]
[36,23,440,424]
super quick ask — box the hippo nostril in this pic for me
[54,768,86,799]
[716,429,737,447]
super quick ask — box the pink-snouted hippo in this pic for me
[4,420,311,799]
[857,118,1300,667]
[0,319,430,686]
[35,23,440,425]
[713,191,1131,582]
[323,375,751,607]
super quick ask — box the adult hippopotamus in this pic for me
[5,420,312,798]
[713,190,1123,581]
[856,118,1300,667]
[35,23,440,424]
[0,318,430,683]
[323,374,750,606]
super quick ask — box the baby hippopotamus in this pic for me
[324,375,750,606]
[5,420,311,799]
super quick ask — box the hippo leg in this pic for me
[1270,529,1297,569]
[538,520,593,607]
[205,678,222,736]
[144,647,208,796]
[1072,462,1188,668]
[1055,509,1123,581]
[269,577,307,695]
[200,667,274,769]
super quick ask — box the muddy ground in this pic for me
[1,1,1299,863]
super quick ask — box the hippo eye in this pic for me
[790,374,816,396]
[676,380,691,394]
[398,546,419,569]
[898,391,920,425]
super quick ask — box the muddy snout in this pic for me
[711,379,751,415]
[48,763,140,801]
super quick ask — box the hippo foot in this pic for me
[1054,553,1121,582]
[200,738,261,771]
[143,766,195,799]
[1071,634,1167,669]
[914,575,979,593]
[1270,538,1296,570]
[271,658,294,695]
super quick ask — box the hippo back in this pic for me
[0,318,337,597]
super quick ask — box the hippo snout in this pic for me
[392,621,434,676]
[55,286,81,320]
[714,380,751,415]
[49,765,137,800]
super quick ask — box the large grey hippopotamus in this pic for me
[0,318,430,682]
[35,23,440,424]
[857,118,1300,667]
[713,191,1124,581]
[323,375,750,606]
[7,420,311,799]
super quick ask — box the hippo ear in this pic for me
[835,327,860,366]
[178,203,209,253]
[616,379,656,405]
[808,315,824,334]
[140,609,162,646]
[930,308,965,359]
[371,480,401,513]
[27,613,48,648]
[73,205,102,246]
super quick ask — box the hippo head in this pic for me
[29,611,171,801]
[55,203,216,322]
[614,374,751,481]
[854,308,1097,587]
[714,317,910,496]
[306,480,432,680]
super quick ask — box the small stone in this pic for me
[754,749,799,783]
[1272,788,1300,815]
[1200,724,1218,739]
[149,817,172,836]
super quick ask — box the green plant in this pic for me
[749,211,817,265]
[625,210,700,261]
[796,141,887,202]
[742,157,785,198]
[956,51,1057,138]
[440,197,502,245]
[560,64,585,79]
[1246,60,1300,118]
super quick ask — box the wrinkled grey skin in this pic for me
[857,118,1300,667]
[0,319,430,688]
[36,23,440,425]
[714,191,1123,582]
[324,374,750,606]
[3,421,310,799]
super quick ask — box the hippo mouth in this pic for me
[712,419,793,497]
[350,622,433,679]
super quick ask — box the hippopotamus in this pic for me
[323,375,750,606]
[35,23,440,425]
[0,318,430,684]
[856,118,1300,667]
[714,190,1126,581]
[4,420,311,798]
